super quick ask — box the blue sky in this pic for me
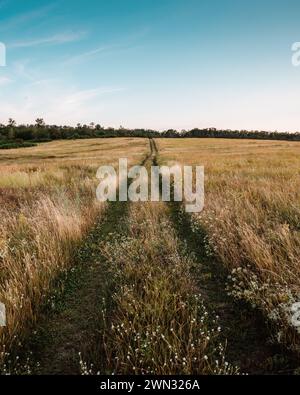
[0,0,300,131]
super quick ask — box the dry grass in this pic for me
[0,137,148,363]
[157,138,300,351]
[101,202,237,375]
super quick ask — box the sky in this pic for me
[0,0,300,131]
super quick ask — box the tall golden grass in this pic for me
[157,138,300,351]
[0,138,148,363]
[101,202,237,374]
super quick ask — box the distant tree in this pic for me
[1,118,299,143]
[7,118,16,139]
[8,118,16,127]
[35,118,45,128]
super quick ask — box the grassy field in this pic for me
[100,201,237,375]
[0,136,300,374]
[157,138,300,353]
[0,138,148,367]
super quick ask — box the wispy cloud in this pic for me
[63,43,142,66]
[0,76,12,86]
[9,31,86,49]
[64,87,124,105]
[0,78,125,125]
[63,44,119,65]
[61,27,149,66]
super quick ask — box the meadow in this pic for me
[157,138,300,354]
[99,201,237,375]
[0,136,299,374]
[0,138,148,367]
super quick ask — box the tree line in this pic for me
[0,119,300,148]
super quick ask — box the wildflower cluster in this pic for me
[191,200,300,353]
[100,202,238,374]
[0,348,39,375]
[227,266,300,351]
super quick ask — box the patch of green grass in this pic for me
[0,141,37,149]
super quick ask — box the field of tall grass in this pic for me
[100,201,237,375]
[0,138,148,363]
[157,138,300,352]
[1,136,299,374]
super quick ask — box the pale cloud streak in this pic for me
[0,76,12,86]
[0,76,125,125]
[63,44,120,65]
[62,29,147,65]
[64,87,124,105]
[9,31,86,49]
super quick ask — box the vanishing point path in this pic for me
[20,138,298,375]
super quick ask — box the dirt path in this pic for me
[27,139,156,375]
[19,138,298,375]
[25,198,128,375]
[168,204,300,374]
[152,140,298,374]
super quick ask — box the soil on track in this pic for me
[19,138,298,375]
[169,204,299,374]
[26,139,157,375]
[29,199,128,375]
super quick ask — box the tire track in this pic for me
[153,138,298,374]
[19,143,154,375]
